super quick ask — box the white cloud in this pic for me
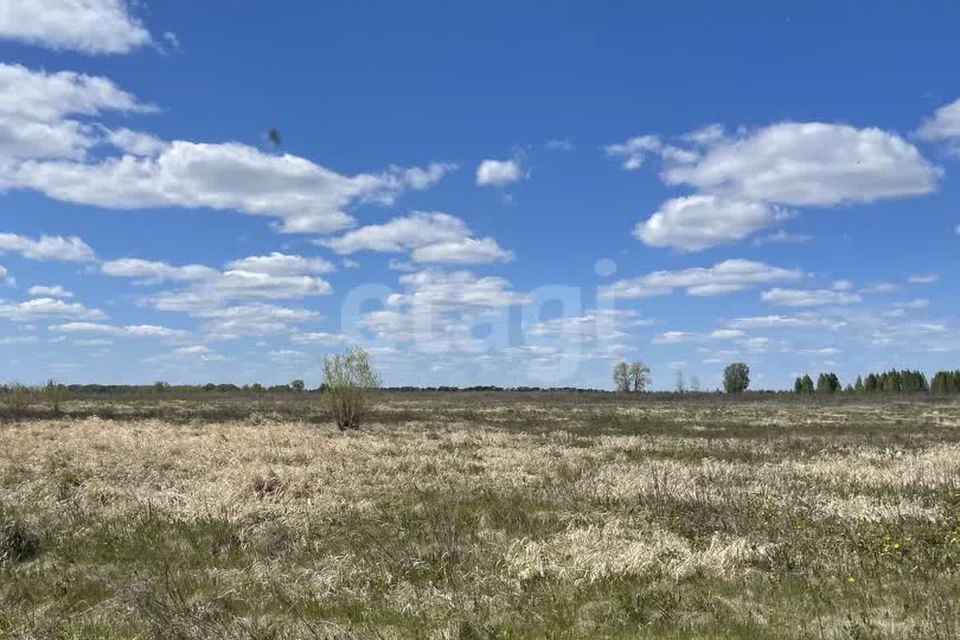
[761,288,862,307]
[8,143,451,234]
[195,304,320,338]
[101,258,217,281]
[102,255,333,310]
[320,212,469,254]
[319,211,511,264]
[290,332,350,346]
[0,297,104,321]
[604,135,661,170]
[106,128,166,156]
[0,335,37,345]
[529,309,649,337]
[0,0,152,54]
[28,285,72,297]
[752,230,811,245]
[476,158,524,186]
[653,331,697,344]
[50,321,188,338]
[635,195,791,251]
[908,273,939,284]
[860,282,900,294]
[832,279,854,291]
[0,63,153,162]
[149,270,332,312]
[0,65,451,234]
[269,349,307,361]
[662,122,940,206]
[0,265,11,286]
[726,314,847,330]
[916,98,960,142]
[0,232,96,262]
[410,237,513,264]
[601,259,803,299]
[170,345,222,361]
[389,270,527,309]
[225,252,335,275]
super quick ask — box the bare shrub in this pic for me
[321,346,381,431]
[0,382,35,421]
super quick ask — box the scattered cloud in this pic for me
[0,0,152,54]
[908,273,939,284]
[635,195,791,251]
[601,259,803,299]
[0,64,452,234]
[860,282,900,294]
[0,298,105,321]
[604,135,661,170]
[290,332,350,346]
[752,230,811,246]
[319,211,512,264]
[662,122,940,206]
[476,158,524,186]
[50,321,188,338]
[28,285,72,298]
[0,232,96,262]
[411,237,513,264]
[761,288,862,307]
[916,97,960,143]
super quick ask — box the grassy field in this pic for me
[2,394,960,639]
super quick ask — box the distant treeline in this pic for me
[0,382,612,395]
[794,369,960,394]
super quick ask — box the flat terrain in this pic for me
[2,394,960,639]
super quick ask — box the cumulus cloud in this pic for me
[662,122,940,206]
[49,321,188,338]
[725,314,847,330]
[0,0,152,54]
[761,288,862,307]
[627,121,939,250]
[0,297,104,321]
[0,265,13,286]
[410,237,513,264]
[290,332,350,346]
[195,304,320,338]
[0,65,451,234]
[320,212,468,254]
[0,232,96,262]
[604,135,661,170]
[476,158,524,186]
[600,259,803,299]
[225,252,335,276]
[635,195,791,251]
[0,63,153,161]
[101,258,217,282]
[318,212,512,264]
[106,128,166,156]
[916,97,960,143]
[28,285,72,298]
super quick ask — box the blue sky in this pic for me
[0,0,958,389]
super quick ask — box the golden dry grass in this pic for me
[2,396,960,638]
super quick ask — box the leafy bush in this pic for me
[723,363,750,394]
[322,346,381,430]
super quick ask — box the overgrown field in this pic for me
[2,395,960,639]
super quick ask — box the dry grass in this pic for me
[2,396,960,638]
